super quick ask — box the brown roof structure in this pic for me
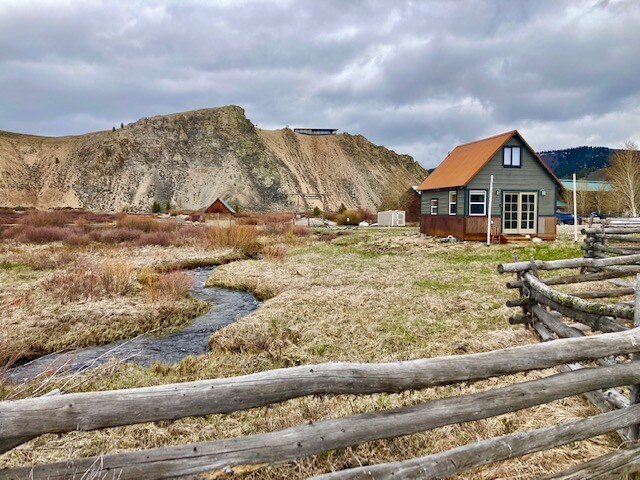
[418,130,561,190]
[204,198,236,215]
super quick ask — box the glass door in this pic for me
[502,192,537,234]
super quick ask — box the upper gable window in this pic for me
[503,146,521,167]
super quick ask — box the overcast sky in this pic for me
[1,0,638,168]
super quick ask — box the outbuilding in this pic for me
[378,210,406,227]
[204,198,236,215]
[418,130,561,242]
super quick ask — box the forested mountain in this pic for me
[538,146,614,179]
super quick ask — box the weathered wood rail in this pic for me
[499,225,640,477]
[7,233,640,478]
[4,336,640,479]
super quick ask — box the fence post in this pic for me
[630,273,640,443]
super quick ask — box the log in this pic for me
[533,321,555,341]
[5,364,640,480]
[570,288,635,299]
[591,244,640,256]
[309,405,640,480]
[529,289,628,333]
[5,330,640,451]
[583,227,640,235]
[506,298,535,307]
[558,364,631,443]
[591,234,640,243]
[541,443,640,479]
[532,305,584,339]
[525,272,634,320]
[630,274,640,441]
[604,389,630,409]
[508,313,532,325]
[498,253,640,274]
[506,269,639,289]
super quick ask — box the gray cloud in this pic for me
[0,0,638,167]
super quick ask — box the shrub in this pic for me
[44,260,134,302]
[142,269,192,302]
[336,209,376,225]
[18,210,72,227]
[91,228,142,244]
[312,206,321,216]
[63,232,92,246]
[338,203,347,214]
[292,225,311,236]
[136,231,176,246]
[205,225,260,255]
[261,222,292,236]
[116,214,157,232]
[157,271,192,300]
[262,244,287,260]
[13,226,69,243]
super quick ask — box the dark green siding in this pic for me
[466,137,557,216]
[420,188,464,216]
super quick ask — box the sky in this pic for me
[0,0,639,168]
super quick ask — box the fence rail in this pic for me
[498,221,640,476]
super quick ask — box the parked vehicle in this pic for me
[556,211,582,225]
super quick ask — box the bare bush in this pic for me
[205,225,260,255]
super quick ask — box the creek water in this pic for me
[8,267,260,383]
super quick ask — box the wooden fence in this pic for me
[6,237,640,477]
[583,218,640,259]
[500,222,640,477]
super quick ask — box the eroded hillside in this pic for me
[0,106,426,212]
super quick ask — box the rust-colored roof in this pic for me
[418,130,560,190]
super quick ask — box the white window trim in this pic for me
[448,191,457,215]
[469,190,487,216]
[430,198,438,215]
[503,146,522,167]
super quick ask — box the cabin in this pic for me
[419,130,561,242]
[204,198,236,215]
[293,128,338,135]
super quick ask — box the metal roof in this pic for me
[559,179,612,192]
[418,130,561,191]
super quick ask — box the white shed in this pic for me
[377,210,406,227]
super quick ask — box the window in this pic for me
[503,146,521,167]
[448,191,457,215]
[430,198,438,215]
[469,190,487,216]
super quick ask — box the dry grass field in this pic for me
[0,219,620,479]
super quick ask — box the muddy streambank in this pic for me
[9,267,260,382]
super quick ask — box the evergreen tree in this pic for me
[152,201,162,213]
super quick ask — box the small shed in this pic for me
[204,198,236,215]
[378,210,406,227]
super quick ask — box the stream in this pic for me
[8,267,260,383]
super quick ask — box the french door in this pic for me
[503,192,537,234]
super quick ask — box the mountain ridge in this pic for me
[0,106,426,212]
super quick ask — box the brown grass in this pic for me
[144,270,193,302]
[1,229,605,478]
[205,225,260,255]
[43,260,134,302]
